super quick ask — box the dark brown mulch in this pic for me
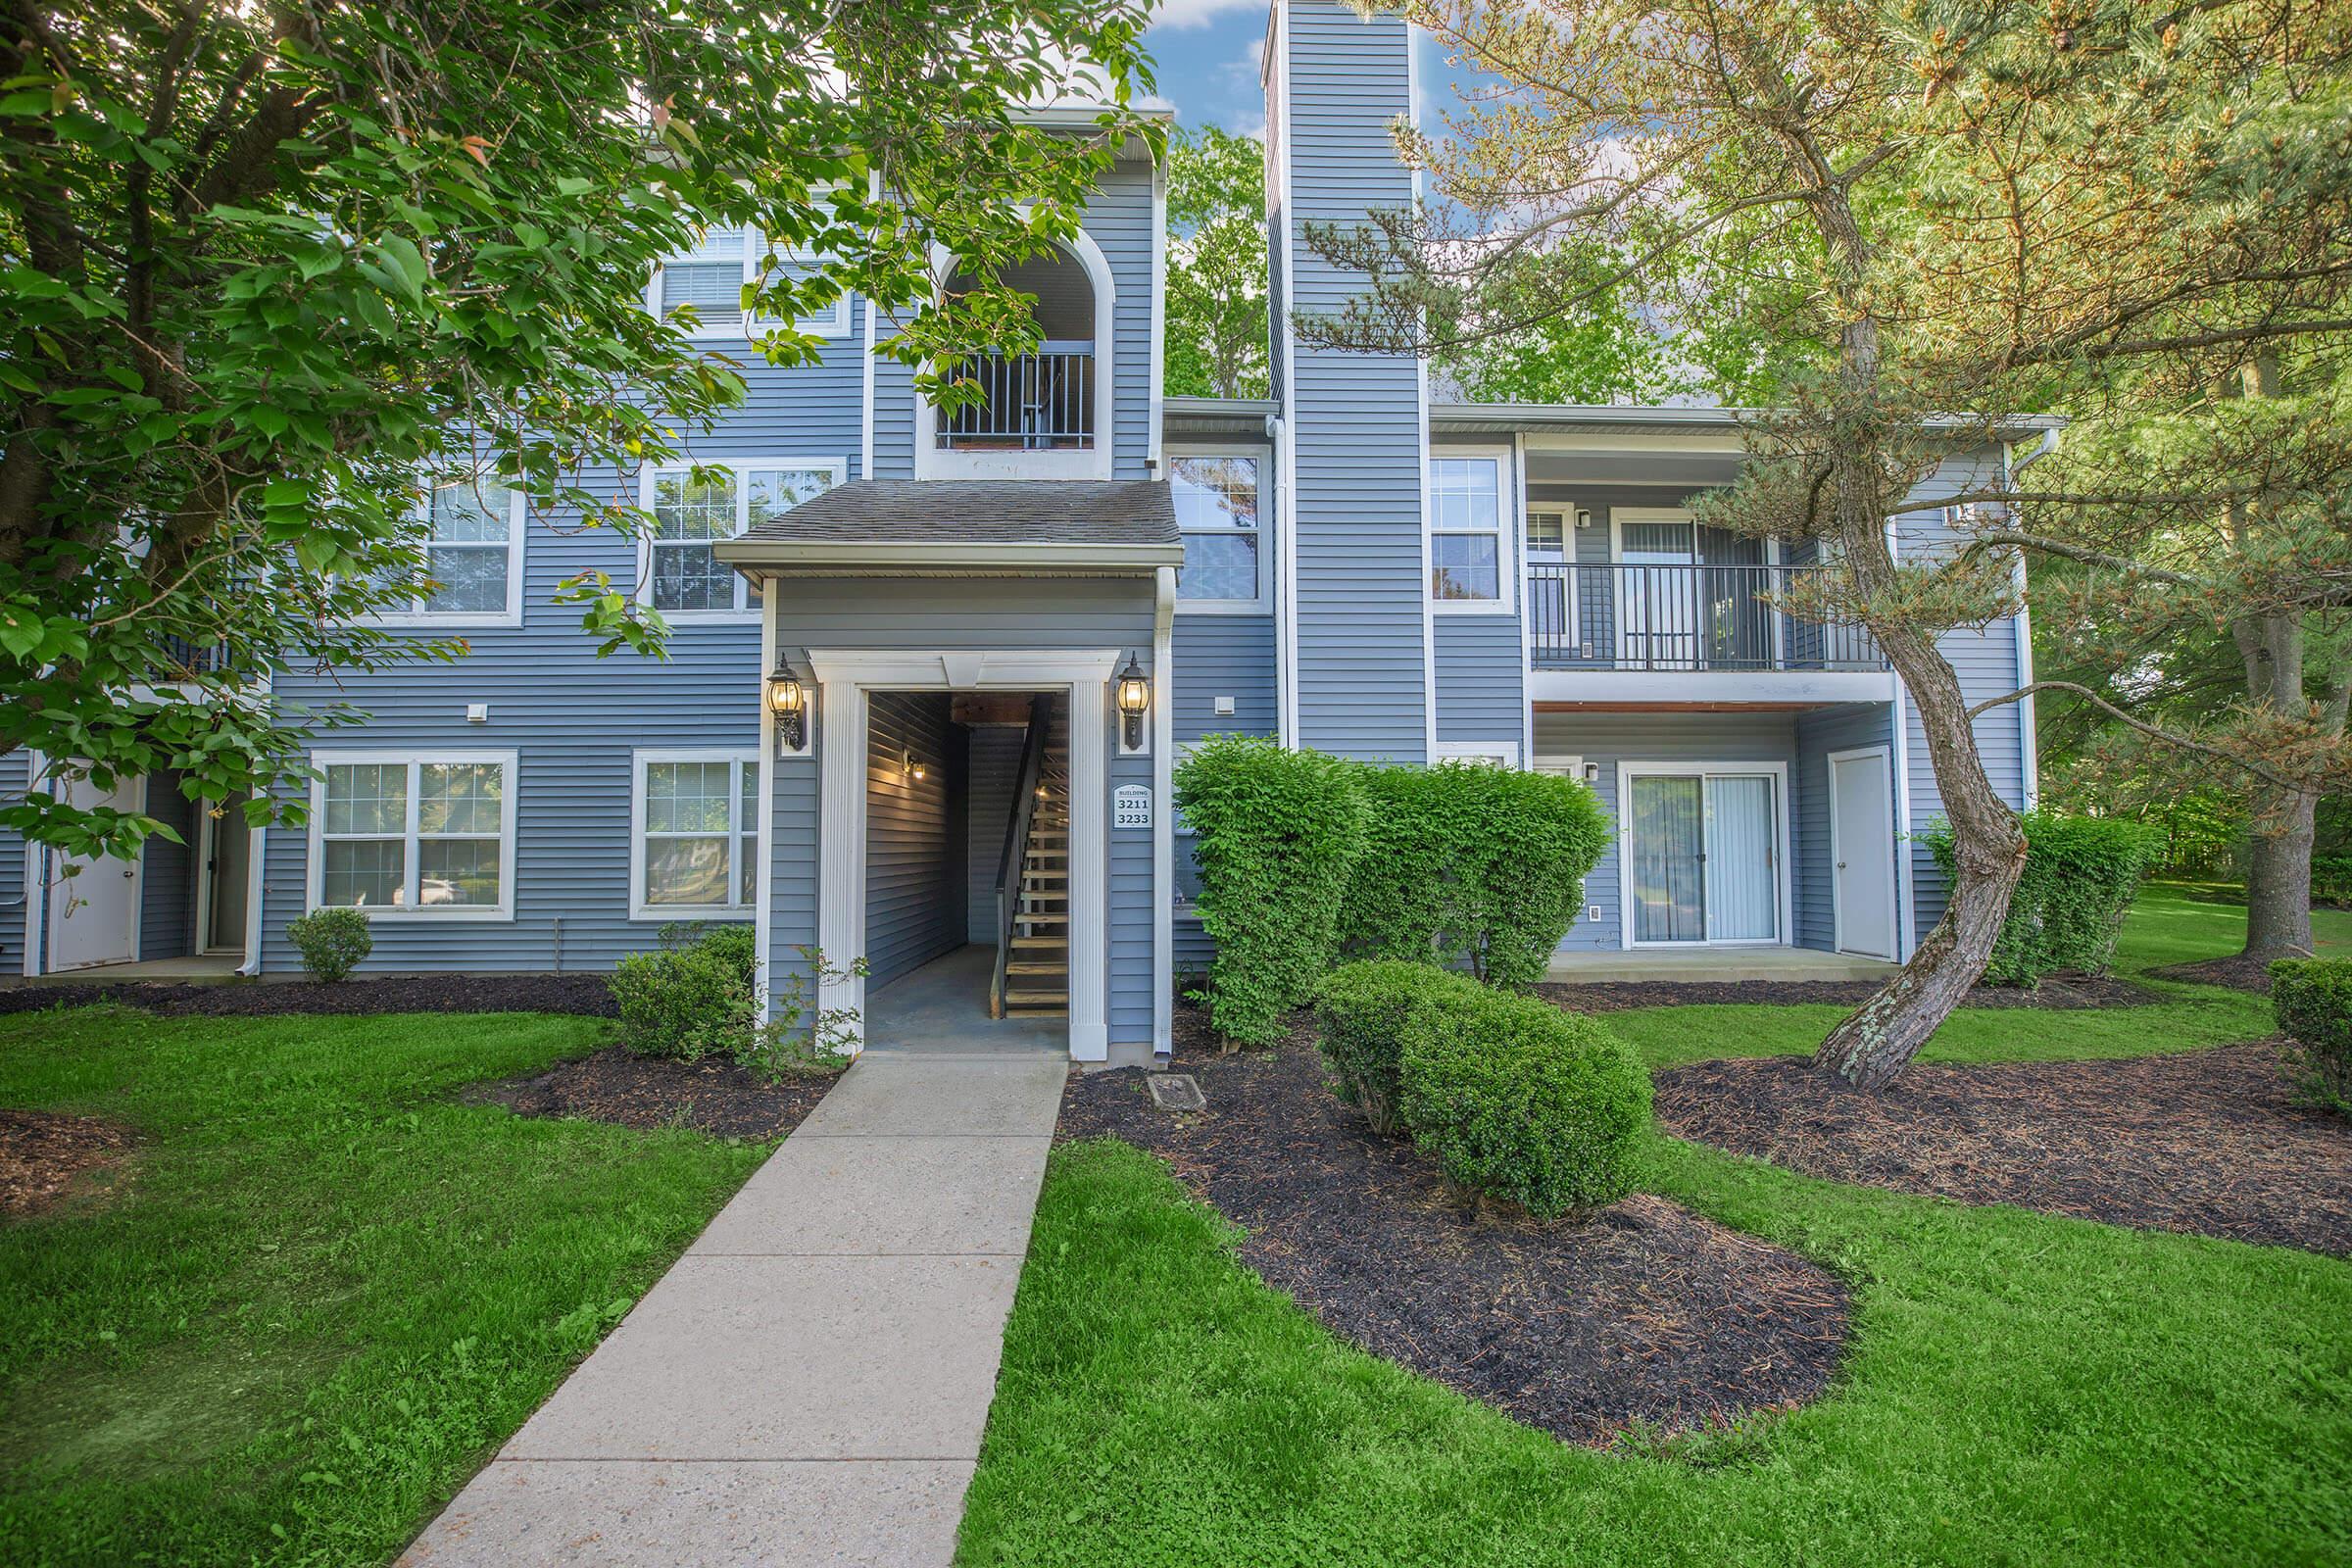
[1655,1044,2352,1255]
[2147,955,2282,994]
[1060,1010,1850,1446]
[1,1109,134,1217]
[0,973,616,1018]
[465,1044,830,1139]
[1537,972,2162,1014]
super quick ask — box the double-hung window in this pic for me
[1428,454,1512,612]
[632,751,759,917]
[309,752,517,918]
[380,475,523,624]
[1171,452,1269,612]
[641,461,842,615]
[648,225,851,340]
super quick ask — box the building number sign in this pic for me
[1113,784,1152,830]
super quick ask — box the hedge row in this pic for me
[1923,809,2162,985]
[1317,959,1650,1220]
[1174,737,1609,1045]
[2272,956,2352,1115]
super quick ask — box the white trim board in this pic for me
[807,649,1121,1062]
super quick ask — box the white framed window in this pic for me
[306,751,517,920]
[1433,741,1522,767]
[630,750,760,919]
[1170,449,1271,613]
[638,459,844,617]
[1427,452,1514,613]
[647,225,851,340]
[377,474,524,626]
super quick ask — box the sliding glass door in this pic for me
[1624,768,1782,944]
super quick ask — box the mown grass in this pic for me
[959,883,2352,1567]
[0,1006,763,1566]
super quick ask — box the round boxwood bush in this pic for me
[1396,985,1650,1220]
[1923,809,2162,985]
[609,922,759,1061]
[2272,956,2352,1115]
[286,906,371,982]
[1340,760,1608,988]
[1174,735,1369,1047]
[1316,958,1482,1135]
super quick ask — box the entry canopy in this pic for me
[715,478,1182,575]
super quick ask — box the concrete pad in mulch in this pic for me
[503,1253,1025,1461]
[690,1134,1053,1257]
[399,1458,975,1567]
[794,1054,1067,1139]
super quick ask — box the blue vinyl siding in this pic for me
[0,750,27,972]
[1278,0,1427,761]
[965,725,1025,945]
[139,770,195,961]
[863,693,965,989]
[1792,704,1896,952]
[1433,618,1523,745]
[1170,614,1278,970]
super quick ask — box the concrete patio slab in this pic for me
[401,1458,974,1567]
[690,1134,1052,1258]
[864,945,1067,1055]
[794,1054,1067,1139]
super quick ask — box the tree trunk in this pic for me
[1815,632,2030,1088]
[2243,787,2319,959]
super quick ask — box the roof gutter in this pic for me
[714,538,1185,573]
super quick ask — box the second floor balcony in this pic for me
[1526,562,1886,673]
[937,342,1095,453]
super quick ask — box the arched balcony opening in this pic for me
[937,250,1098,455]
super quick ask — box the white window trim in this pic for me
[636,456,847,621]
[1432,740,1522,767]
[305,749,518,921]
[629,748,760,922]
[372,483,526,629]
[1612,759,1792,951]
[1426,447,1517,616]
[647,225,852,342]
[1169,443,1274,615]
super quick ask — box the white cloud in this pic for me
[1147,0,1265,31]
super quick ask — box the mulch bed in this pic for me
[1538,972,2161,1014]
[2147,956,2282,994]
[1060,1010,1850,1446]
[464,1045,830,1139]
[1655,1044,2352,1255]
[1,1109,134,1218]
[0,973,616,1018]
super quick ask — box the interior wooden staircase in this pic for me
[993,701,1069,1018]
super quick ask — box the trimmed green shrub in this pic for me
[2272,957,2352,1114]
[286,906,371,982]
[1340,760,1608,988]
[610,922,759,1061]
[1924,809,2163,985]
[1396,985,1651,1220]
[1316,959,1482,1134]
[1175,735,1369,1047]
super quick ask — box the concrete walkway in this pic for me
[402,1036,1067,1566]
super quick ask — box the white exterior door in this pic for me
[1831,748,1897,959]
[48,773,141,972]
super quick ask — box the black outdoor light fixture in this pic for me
[768,654,808,754]
[1116,653,1151,750]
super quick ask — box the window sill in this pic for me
[1427,601,1517,617]
[367,612,524,630]
[310,906,516,923]
[1175,601,1274,617]
[630,906,756,924]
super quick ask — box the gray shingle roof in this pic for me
[735,479,1177,548]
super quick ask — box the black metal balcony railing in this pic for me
[1527,563,1886,673]
[936,342,1095,452]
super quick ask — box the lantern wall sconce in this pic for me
[1115,653,1151,754]
[904,750,926,784]
[768,654,808,757]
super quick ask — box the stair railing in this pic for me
[992,695,1052,1017]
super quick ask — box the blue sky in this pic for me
[1139,0,1275,136]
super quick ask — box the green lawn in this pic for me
[0,1006,763,1567]
[959,886,2352,1566]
